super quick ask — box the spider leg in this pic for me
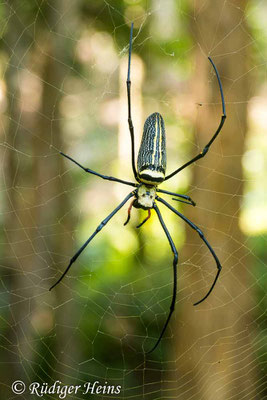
[146,203,178,354]
[124,198,135,226]
[157,196,221,306]
[136,209,151,228]
[171,198,196,206]
[49,192,135,291]
[60,152,137,188]
[156,188,196,206]
[165,57,226,181]
[126,22,139,182]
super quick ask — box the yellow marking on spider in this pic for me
[152,115,158,165]
[139,169,165,185]
[158,118,163,166]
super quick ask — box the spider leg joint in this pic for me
[201,146,209,156]
[196,228,204,238]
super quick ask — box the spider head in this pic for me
[134,184,156,210]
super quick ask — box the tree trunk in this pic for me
[174,2,259,399]
[1,1,79,396]
[1,1,36,390]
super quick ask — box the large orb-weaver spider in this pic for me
[50,23,226,353]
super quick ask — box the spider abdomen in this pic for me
[137,112,166,185]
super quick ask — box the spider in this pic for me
[50,23,226,353]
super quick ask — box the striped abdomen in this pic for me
[137,112,166,185]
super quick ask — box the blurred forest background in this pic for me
[0,0,266,399]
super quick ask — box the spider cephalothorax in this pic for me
[133,184,156,209]
[50,22,226,353]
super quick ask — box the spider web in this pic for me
[0,1,266,399]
